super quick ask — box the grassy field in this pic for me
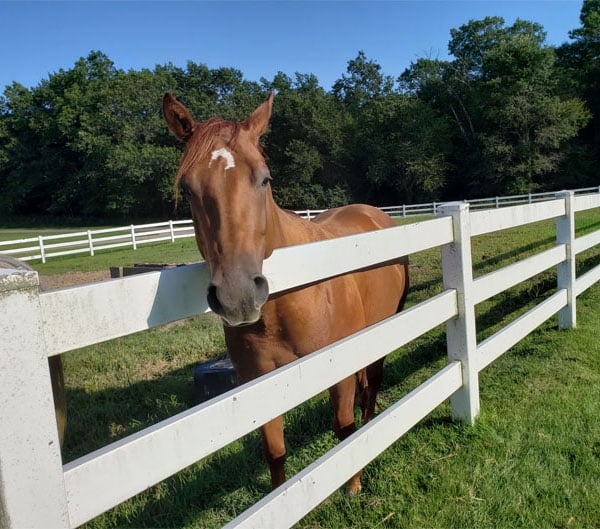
[0,233,202,275]
[13,210,600,528]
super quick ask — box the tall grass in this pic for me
[24,210,600,528]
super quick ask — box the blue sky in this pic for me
[0,1,584,92]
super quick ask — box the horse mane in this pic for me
[173,117,241,204]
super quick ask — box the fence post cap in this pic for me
[555,190,574,197]
[436,201,469,215]
[0,268,39,293]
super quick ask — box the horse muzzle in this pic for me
[207,273,269,327]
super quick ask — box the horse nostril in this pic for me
[253,274,269,305]
[207,283,223,314]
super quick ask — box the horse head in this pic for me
[163,93,275,327]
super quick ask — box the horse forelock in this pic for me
[172,118,242,209]
[174,117,241,194]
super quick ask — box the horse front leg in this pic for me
[329,375,362,495]
[261,415,286,489]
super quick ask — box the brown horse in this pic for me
[163,93,409,494]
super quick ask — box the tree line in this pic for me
[1,1,598,221]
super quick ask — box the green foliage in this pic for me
[402,14,593,197]
[1,5,599,220]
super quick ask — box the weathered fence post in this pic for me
[0,269,69,528]
[438,202,480,424]
[556,190,576,329]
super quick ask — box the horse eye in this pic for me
[261,175,272,187]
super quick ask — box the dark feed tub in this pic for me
[109,263,238,404]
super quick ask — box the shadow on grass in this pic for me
[63,329,451,527]
[472,235,555,275]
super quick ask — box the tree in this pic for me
[332,51,394,110]
[474,29,589,193]
[262,72,349,209]
[401,17,590,197]
[556,0,600,187]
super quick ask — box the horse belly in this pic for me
[352,261,407,325]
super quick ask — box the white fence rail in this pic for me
[0,220,195,263]
[1,191,600,528]
[2,186,598,263]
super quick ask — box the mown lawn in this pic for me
[15,209,600,528]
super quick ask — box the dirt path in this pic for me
[39,270,111,290]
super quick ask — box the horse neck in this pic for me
[264,191,321,255]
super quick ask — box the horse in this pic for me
[163,92,409,495]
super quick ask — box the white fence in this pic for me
[2,185,599,263]
[1,191,600,528]
[0,220,196,263]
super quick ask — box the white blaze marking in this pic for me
[209,148,235,171]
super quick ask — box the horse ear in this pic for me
[244,93,274,138]
[163,93,195,142]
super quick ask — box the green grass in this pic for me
[0,225,201,274]
[28,238,203,275]
[12,210,600,527]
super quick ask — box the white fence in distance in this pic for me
[2,185,599,263]
[1,191,600,528]
[0,220,196,264]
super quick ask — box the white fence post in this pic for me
[556,190,576,329]
[130,224,137,250]
[87,230,95,257]
[438,202,480,424]
[38,235,46,264]
[169,220,175,243]
[0,269,69,528]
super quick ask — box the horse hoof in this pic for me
[345,481,362,496]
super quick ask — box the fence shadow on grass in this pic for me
[63,362,200,463]
[61,326,451,528]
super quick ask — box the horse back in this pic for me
[312,204,395,235]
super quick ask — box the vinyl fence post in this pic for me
[438,202,480,424]
[169,220,175,243]
[556,190,576,329]
[38,235,46,263]
[87,229,95,256]
[130,224,137,250]
[0,269,69,528]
